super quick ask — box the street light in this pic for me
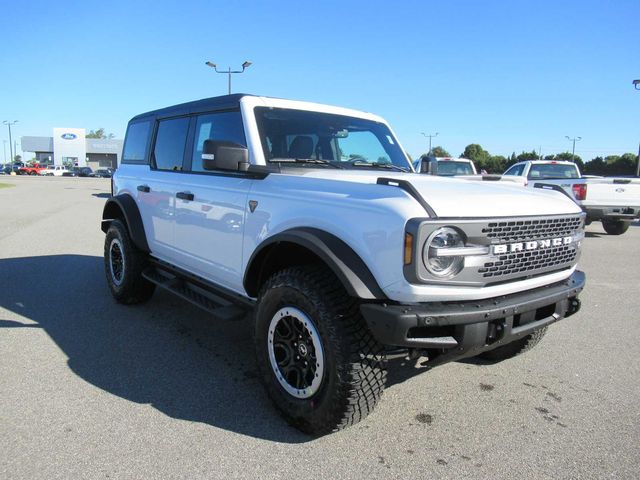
[565,135,581,162]
[205,59,253,95]
[634,80,640,176]
[633,79,640,90]
[3,120,18,166]
[421,132,439,155]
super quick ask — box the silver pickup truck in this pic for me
[504,160,640,235]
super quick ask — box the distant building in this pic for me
[21,128,123,170]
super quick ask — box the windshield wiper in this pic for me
[269,158,344,169]
[350,161,409,172]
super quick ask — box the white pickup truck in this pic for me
[414,156,526,185]
[102,94,586,434]
[504,160,640,235]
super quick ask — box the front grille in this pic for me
[477,214,583,280]
[482,216,583,243]
[479,245,578,278]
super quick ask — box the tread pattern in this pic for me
[480,326,548,361]
[104,219,155,305]
[602,219,630,236]
[255,265,387,434]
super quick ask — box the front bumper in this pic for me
[584,206,640,221]
[360,271,585,365]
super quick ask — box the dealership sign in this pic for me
[61,133,78,140]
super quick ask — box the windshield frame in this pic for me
[252,106,413,172]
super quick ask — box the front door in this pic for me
[172,111,251,293]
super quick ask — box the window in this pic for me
[504,164,525,176]
[122,121,151,164]
[336,131,390,164]
[153,117,190,171]
[528,164,579,180]
[191,111,246,172]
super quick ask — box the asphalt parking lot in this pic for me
[1,176,639,480]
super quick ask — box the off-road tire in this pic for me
[479,327,548,362]
[601,219,630,236]
[104,219,155,304]
[254,266,387,435]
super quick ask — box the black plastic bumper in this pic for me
[360,271,585,365]
[584,206,640,222]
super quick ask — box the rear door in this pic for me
[131,117,190,259]
[172,111,252,292]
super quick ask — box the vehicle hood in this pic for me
[293,170,582,217]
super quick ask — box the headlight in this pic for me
[423,227,465,277]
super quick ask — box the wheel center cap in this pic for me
[298,343,309,357]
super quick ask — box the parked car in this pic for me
[504,160,640,235]
[414,156,526,185]
[102,94,586,434]
[92,168,114,178]
[39,165,69,176]
[2,163,22,175]
[63,166,94,177]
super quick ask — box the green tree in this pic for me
[583,156,606,175]
[430,146,451,157]
[86,128,115,139]
[516,150,539,162]
[14,154,21,162]
[485,155,507,174]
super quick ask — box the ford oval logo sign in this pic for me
[61,133,77,140]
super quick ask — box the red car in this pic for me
[18,164,49,175]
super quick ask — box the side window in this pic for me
[122,121,151,164]
[153,117,190,171]
[191,111,246,172]
[504,164,524,176]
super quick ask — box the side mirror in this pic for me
[202,140,249,171]
[419,156,438,175]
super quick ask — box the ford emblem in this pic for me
[615,188,625,193]
[61,133,77,140]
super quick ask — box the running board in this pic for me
[142,267,248,321]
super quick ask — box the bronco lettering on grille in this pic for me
[492,236,573,255]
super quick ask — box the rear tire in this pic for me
[254,266,387,435]
[601,219,630,235]
[104,219,155,304]
[479,327,548,362]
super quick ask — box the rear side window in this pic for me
[153,117,190,171]
[122,121,151,164]
[504,164,525,176]
[191,111,246,172]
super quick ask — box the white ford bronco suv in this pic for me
[101,94,585,434]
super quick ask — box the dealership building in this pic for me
[21,128,123,170]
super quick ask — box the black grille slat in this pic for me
[482,216,583,243]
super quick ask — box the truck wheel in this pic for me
[479,327,548,362]
[104,219,155,304]
[601,219,630,235]
[254,266,387,435]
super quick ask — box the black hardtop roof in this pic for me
[129,93,257,122]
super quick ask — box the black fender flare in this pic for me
[244,227,387,300]
[101,194,150,252]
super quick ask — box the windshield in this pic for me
[254,107,411,171]
[528,164,579,180]
[437,160,474,176]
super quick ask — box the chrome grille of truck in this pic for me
[478,214,583,279]
[481,216,583,243]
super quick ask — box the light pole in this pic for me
[634,80,640,176]
[421,132,438,155]
[565,135,581,162]
[3,140,6,164]
[3,120,18,165]
[205,60,252,95]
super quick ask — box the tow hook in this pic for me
[566,298,581,318]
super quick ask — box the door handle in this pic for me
[137,185,150,193]
[176,191,194,201]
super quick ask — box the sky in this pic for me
[0,0,638,163]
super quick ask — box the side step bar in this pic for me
[142,261,252,321]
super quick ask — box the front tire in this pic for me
[601,219,630,235]
[104,219,155,304]
[254,266,387,435]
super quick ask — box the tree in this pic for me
[516,150,539,162]
[460,144,491,172]
[86,128,115,139]
[485,155,507,174]
[430,146,451,157]
[14,154,21,162]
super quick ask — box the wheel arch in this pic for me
[243,227,387,300]
[101,194,150,252]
